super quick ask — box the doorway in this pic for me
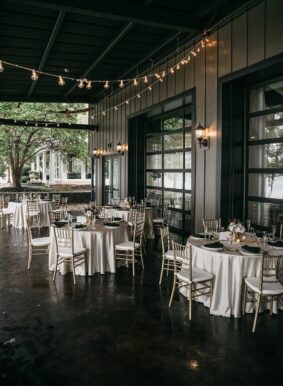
[103,155,120,205]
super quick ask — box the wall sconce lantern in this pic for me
[195,122,209,149]
[93,147,100,158]
[116,142,128,155]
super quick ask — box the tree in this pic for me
[0,102,89,188]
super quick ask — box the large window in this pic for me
[146,107,192,234]
[247,80,283,228]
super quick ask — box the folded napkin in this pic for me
[75,224,86,229]
[53,221,68,228]
[242,245,261,254]
[204,241,224,249]
[268,241,283,248]
[191,233,205,239]
[104,222,120,227]
[113,217,122,221]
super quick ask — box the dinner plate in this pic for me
[239,250,261,256]
[201,245,224,252]
[271,245,283,250]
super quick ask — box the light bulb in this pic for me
[125,100,129,104]
[104,80,109,89]
[78,79,84,88]
[58,76,65,86]
[133,78,138,86]
[86,80,92,89]
[155,73,160,79]
[0,60,4,72]
[176,64,180,70]
[159,78,163,82]
[148,86,152,91]
[137,93,141,98]
[31,70,38,81]
[102,111,106,116]
[191,50,197,57]
[170,68,174,74]
[187,55,191,61]
[144,76,148,83]
[197,47,200,52]
[114,106,118,111]
[119,80,124,88]
[162,71,166,77]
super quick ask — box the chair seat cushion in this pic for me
[177,267,213,284]
[153,218,164,223]
[51,209,63,213]
[164,250,183,262]
[31,237,51,247]
[115,241,140,250]
[2,209,14,215]
[58,247,87,258]
[245,276,283,295]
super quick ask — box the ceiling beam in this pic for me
[91,30,184,101]
[64,22,134,98]
[0,118,98,131]
[9,0,203,32]
[27,10,66,97]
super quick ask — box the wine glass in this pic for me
[246,219,251,232]
[271,224,277,239]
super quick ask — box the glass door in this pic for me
[103,155,120,205]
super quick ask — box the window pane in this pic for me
[185,173,191,190]
[164,152,183,169]
[184,193,191,210]
[248,173,283,199]
[247,201,273,227]
[146,172,162,187]
[164,132,183,150]
[146,154,162,169]
[164,172,183,189]
[249,81,283,113]
[184,112,192,128]
[185,132,192,147]
[164,191,183,208]
[146,189,162,201]
[249,143,283,168]
[167,210,183,230]
[147,119,162,133]
[146,135,162,152]
[163,116,183,131]
[185,152,191,168]
[249,114,283,140]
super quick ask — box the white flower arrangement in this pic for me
[228,220,246,233]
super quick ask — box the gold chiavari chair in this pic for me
[48,210,65,225]
[202,218,220,232]
[26,199,40,228]
[26,216,50,269]
[169,241,214,320]
[242,252,283,332]
[115,218,145,277]
[52,194,61,209]
[153,203,169,234]
[0,196,13,228]
[53,227,87,285]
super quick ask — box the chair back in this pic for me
[203,218,220,232]
[26,199,39,214]
[172,240,192,279]
[61,197,68,212]
[280,223,283,240]
[160,226,170,256]
[54,227,74,255]
[132,219,144,247]
[49,210,65,224]
[259,252,283,292]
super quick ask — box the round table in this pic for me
[49,220,129,276]
[8,200,56,228]
[185,237,283,318]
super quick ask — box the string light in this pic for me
[0,60,3,72]
[31,69,38,81]
[154,73,160,79]
[86,80,92,89]
[133,78,138,86]
[159,78,163,82]
[78,79,84,88]
[162,71,166,77]
[148,86,152,91]
[104,80,109,89]
[102,111,106,116]
[191,50,197,57]
[197,47,200,52]
[137,93,141,98]
[114,106,118,111]
[144,75,148,83]
[170,67,174,74]
[125,100,129,104]
[58,76,65,86]
[119,79,124,88]
[176,63,180,70]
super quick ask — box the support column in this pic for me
[81,161,86,180]
[36,154,40,172]
[42,151,47,182]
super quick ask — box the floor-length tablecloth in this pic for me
[49,221,129,276]
[185,238,283,318]
[8,200,56,228]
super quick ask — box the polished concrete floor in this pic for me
[0,227,282,386]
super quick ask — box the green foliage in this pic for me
[0,102,89,187]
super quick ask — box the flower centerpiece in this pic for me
[84,206,98,227]
[228,219,246,242]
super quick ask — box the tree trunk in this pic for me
[10,163,22,189]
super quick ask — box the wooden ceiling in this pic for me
[0,0,253,103]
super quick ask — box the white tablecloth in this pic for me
[8,200,56,228]
[103,208,131,222]
[49,221,129,276]
[185,238,283,318]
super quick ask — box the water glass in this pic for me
[271,224,277,238]
[246,219,251,232]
